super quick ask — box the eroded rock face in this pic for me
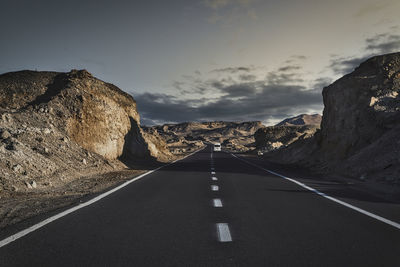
[62,70,142,160]
[255,124,319,152]
[319,53,400,160]
[273,53,400,184]
[0,69,172,162]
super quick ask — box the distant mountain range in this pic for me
[275,114,321,126]
[143,121,264,153]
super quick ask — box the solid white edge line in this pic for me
[230,153,400,231]
[216,223,232,242]
[0,147,206,248]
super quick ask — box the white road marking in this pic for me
[211,171,216,175]
[211,185,219,191]
[212,176,218,181]
[213,199,223,207]
[216,223,232,242]
[230,153,400,231]
[0,149,207,249]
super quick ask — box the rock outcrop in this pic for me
[271,53,400,185]
[315,52,400,182]
[0,69,171,161]
[254,115,320,152]
[318,53,400,160]
[0,69,172,194]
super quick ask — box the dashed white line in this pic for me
[211,185,219,191]
[213,199,223,207]
[216,223,232,242]
[212,176,218,181]
[211,171,216,175]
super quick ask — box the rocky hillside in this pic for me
[276,114,321,126]
[0,69,173,228]
[255,115,320,152]
[143,121,264,153]
[271,52,400,185]
[317,52,400,182]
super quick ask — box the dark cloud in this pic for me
[312,77,333,90]
[365,33,400,54]
[284,55,308,64]
[238,74,257,81]
[134,81,322,125]
[218,83,258,98]
[134,58,326,125]
[328,33,400,75]
[328,55,370,76]
[211,66,252,73]
[277,65,302,72]
[266,71,304,85]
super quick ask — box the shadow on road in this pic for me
[160,146,400,205]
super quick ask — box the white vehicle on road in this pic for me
[213,143,221,151]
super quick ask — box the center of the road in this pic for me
[210,150,233,243]
[213,198,223,207]
[216,223,233,242]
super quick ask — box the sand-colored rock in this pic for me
[0,69,173,229]
[271,53,400,185]
[255,124,319,152]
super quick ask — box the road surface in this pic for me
[1,146,400,266]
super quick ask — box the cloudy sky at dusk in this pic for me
[1,0,400,125]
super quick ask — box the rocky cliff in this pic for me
[316,52,400,182]
[0,69,174,228]
[0,69,172,193]
[271,53,400,185]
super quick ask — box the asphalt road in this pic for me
[1,146,400,266]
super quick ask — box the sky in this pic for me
[1,0,400,125]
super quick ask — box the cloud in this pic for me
[328,55,370,76]
[203,0,257,10]
[238,74,257,81]
[203,0,230,10]
[203,0,259,25]
[135,83,322,126]
[134,57,324,125]
[328,32,400,75]
[211,66,253,73]
[277,65,302,72]
[365,33,400,54]
[284,55,308,64]
[354,1,396,17]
